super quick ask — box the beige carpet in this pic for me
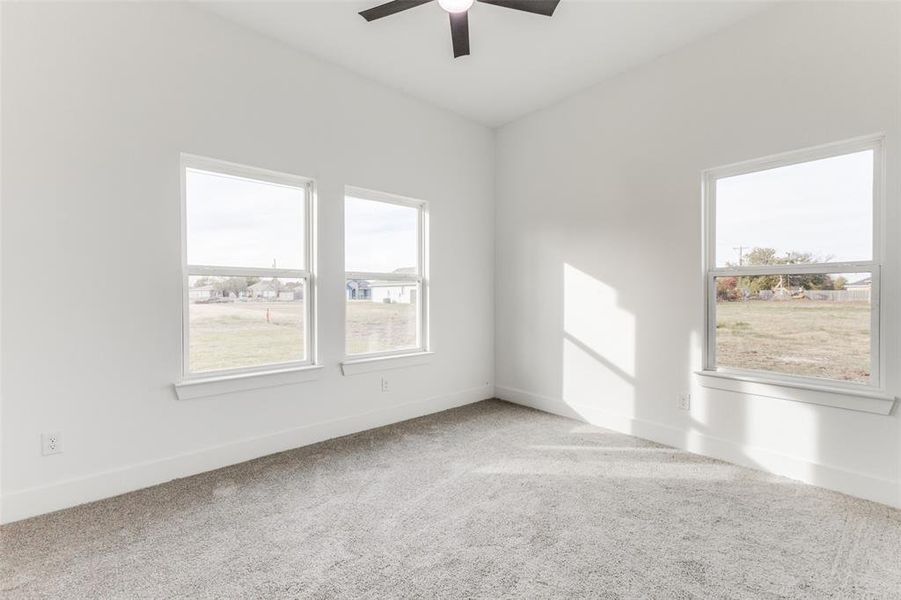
[2,400,900,599]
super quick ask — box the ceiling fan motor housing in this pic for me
[359,0,561,58]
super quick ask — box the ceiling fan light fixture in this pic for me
[437,0,474,14]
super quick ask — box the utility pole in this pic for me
[733,246,744,267]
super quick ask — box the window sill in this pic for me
[694,370,896,415]
[175,365,323,400]
[341,352,434,376]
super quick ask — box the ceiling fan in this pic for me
[359,0,561,58]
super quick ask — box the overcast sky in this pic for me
[190,150,868,278]
[186,169,305,269]
[344,196,417,274]
[716,149,873,268]
[186,169,418,275]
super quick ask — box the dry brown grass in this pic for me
[189,301,305,373]
[716,299,870,383]
[345,300,417,356]
[189,300,417,373]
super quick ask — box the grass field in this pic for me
[189,300,417,373]
[346,300,417,356]
[716,299,870,383]
[189,301,305,373]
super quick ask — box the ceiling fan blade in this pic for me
[476,0,560,17]
[449,11,470,58]
[359,0,433,22]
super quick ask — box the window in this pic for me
[703,137,883,391]
[344,187,428,358]
[181,155,315,379]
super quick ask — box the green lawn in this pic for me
[716,299,870,383]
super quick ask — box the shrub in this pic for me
[717,277,740,301]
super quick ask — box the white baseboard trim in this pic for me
[1,384,493,524]
[496,385,900,509]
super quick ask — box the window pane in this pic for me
[345,196,418,274]
[346,279,419,355]
[715,151,873,267]
[715,273,871,383]
[189,276,305,373]
[187,168,305,269]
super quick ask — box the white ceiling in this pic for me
[199,0,770,127]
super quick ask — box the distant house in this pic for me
[347,267,417,303]
[248,279,280,300]
[346,280,371,300]
[247,279,304,301]
[845,277,872,291]
[279,282,304,301]
[370,281,417,304]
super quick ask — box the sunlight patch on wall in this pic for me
[562,264,636,416]
[563,264,636,376]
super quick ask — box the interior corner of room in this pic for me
[1,1,900,597]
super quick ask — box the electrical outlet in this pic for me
[380,377,389,393]
[678,393,691,411]
[42,431,63,456]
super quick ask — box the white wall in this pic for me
[495,2,901,507]
[0,3,495,522]
[4,1,898,524]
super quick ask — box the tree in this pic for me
[793,273,834,291]
[213,277,249,297]
[741,247,779,266]
[731,247,836,294]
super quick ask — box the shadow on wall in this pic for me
[554,260,823,482]
[562,264,636,419]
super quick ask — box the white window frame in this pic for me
[700,135,889,405]
[343,185,430,361]
[180,154,317,382]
